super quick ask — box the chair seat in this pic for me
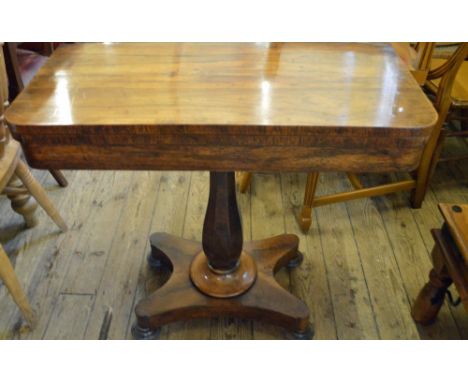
[0,138,21,190]
[430,58,468,107]
[16,48,48,87]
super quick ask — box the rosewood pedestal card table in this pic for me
[5,43,437,339]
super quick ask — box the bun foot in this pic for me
[147,254,169,270]
[147,240,173,271]
[287,251,304,269]
[290,324,314,340]
[131,323,161,340]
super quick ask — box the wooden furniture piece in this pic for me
[0,245,34,326]
[412,203,468,325]
[433,43,463,60]
[238,42,436,201]
[1,44,68,326]
[391,42,435,85]
[5,43,436,339]
[2,42,68,187]
[426,48,468,162]
[240,43,468,233]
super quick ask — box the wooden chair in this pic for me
[391,42,435,85]
[425,50,468,162]
[2,42,68,187]
[238,43,468,233]
[432,43,463,60]
[1,44,67,326]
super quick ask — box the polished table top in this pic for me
[5,43,437,172]
[3,43,440,338]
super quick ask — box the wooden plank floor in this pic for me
[2,150,468,339]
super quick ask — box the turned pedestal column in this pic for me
[132,171,312,339]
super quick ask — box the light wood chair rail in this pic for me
[238,43,468,234]
[1,44,67,327]
[2,43,68,188]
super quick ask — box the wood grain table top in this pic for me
[6,42,436,130]
[4,43,438,172]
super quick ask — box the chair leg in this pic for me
[0,245,35,327]
[346,172,363,189]
[297,173,319,233]
[411,175,428,209]
[238,172,253,193]
[49,169,68,187]
[411,135,444,208]
[5,175,38,228]
[14,159,68,232]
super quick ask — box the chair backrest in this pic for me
[419,43,468,170]
[2,43,24,102]
[3,42,54,102]
[391,43,436,85]
[427,43,468,122]
[0,43,10,159]
[413,43,436,72]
